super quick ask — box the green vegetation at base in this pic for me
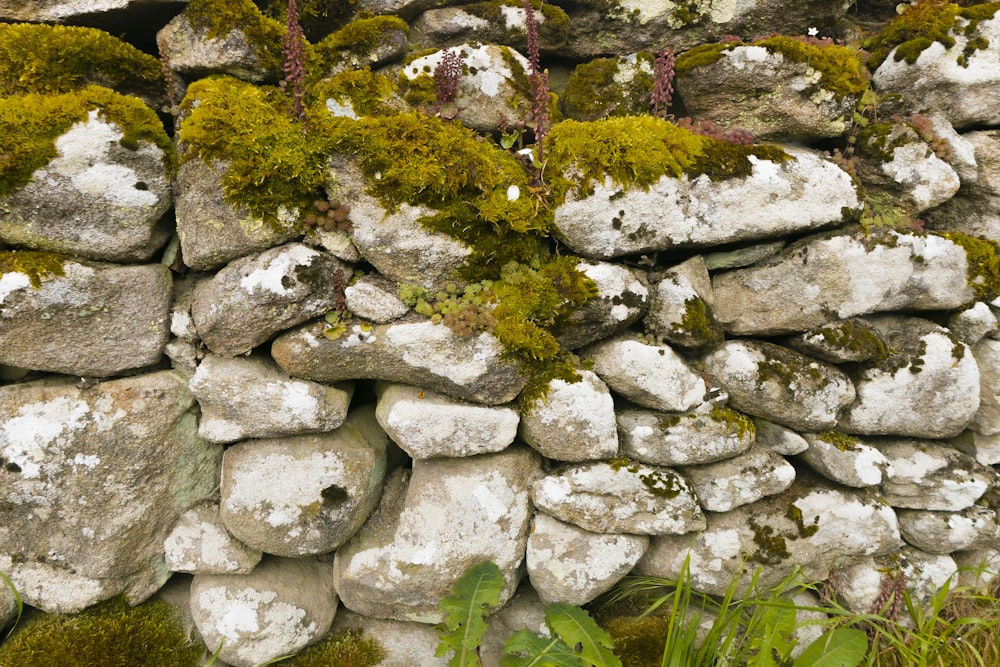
[269,628,385,666]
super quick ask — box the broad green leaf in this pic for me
[435,561,506,667]
[545,604,622,667]
[501,629,582,667]
[747,603,797,667]
[792,627,867,667]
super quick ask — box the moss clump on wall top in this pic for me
[184,0,290,75]
[560,53,656,121]
[0,597,203,667]
[314,14,409,60]
[0,85,175,198]
[0,23,166,99]
[312,68,401,118]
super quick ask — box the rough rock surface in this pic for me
[973,337,1000,435]
[518,370,618,462]
[157,13,274,84]
[798,432,891,488]
[557,261,649,349]
[344,275,411,324]
[618,405,755,466]
[829,549,958,615]
[927,130,1000,240]
[680,446,796,512]
[875,439,994,511]
[897,506,1000,555]
[753,418,809,455]
[328,607,449,667]
[644,255,724,349]
[164,502,263,575]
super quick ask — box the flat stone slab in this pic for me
[874,438,994,511]
[618,404,756,466]
[679,445,796,512]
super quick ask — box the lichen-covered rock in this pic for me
[753,417,809,455]
[584,334,705,413]
[787,318,888,364]
[951,429,1000,466]
[712,231,975,335]
[926,130,1000,240]
[0,371,221,613]
[839,316,979,439]
[518,370,618,462]
[948,302,997,346]
[531,461,705,535]
[374,383,519,459]
[679,446,796,512]
[157,10,278,84]
[874,439,994,511]
[618,404,755,466]
[164,501,263,575]
[328,607,449,667]
[828,548,958,615]
[345,275,411,324]
[219,407,388,557]
[561,53,658,121]
[700,340,855,432]
[645,255,724,349]
[0,0,177,21]
[271,317,526,405]
[190,557,339,667]
[411,1,569,55]
[191,243,349,356]
[897,505,1000,555]
[526,513,648,606]
[332,448,541,622]
[798,432,891,488]
[875,137,961,213]
[557,261,648,349]
[0,109,172,262]
[190,353,353,443]
[0,257,171,377]
[972,337,1000,436]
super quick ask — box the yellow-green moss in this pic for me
[812,319,889,361]
[815,430,862,452]
[0,86,175,197]
[603,615,670,667]
[609,456,683,498]
[561,53,656,121]
[749,519,790,565]
[0,23,165,98]
[675,42,729,75]
[937,231,1000,302]
[785,504,819,538]
[177,76,329,228]
[0,597,202,667]
[709,405,756,441]
[315,14,409,59]
[0,251,67,288]
[273,627,385,666]
[674,296,724,345]
[312,69,400,117]
[752,36,870,98]
[184,0,291,75]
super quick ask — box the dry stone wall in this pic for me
[2,0,1000,664]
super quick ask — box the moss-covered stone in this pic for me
[813,319,890,361]
[751,36,870,98]
[709,405,756,441]
[937,231,1000,302]
[675,42,728,75]
[313,69,401,117]
[815,430,863,452]
[458,0,570,53]
[184,0,292,76]
[315,14,409,59]
[274,627,385,666]
[0,250,66,288]
[561,53,657,121]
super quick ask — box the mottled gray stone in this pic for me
[874,439,995,511]
[618,404,755,466]
[798,432,891,488]
[949,303,997,346]
[897,506,1000,555]
[973,338,1000,436]
[328,607,449,667]
[344,275,411,324]
[829,549,958,615]
[926,130,1000,240]
[753,418,809,456]
[158,12,276,83]
[519,370,618,462]
[557,261,649,350]
[645,256,723,349]
[787,318,888,364]
[680,446,796,512]
[164,502,263,575]
[480,584,548,667]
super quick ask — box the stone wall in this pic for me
[2,0,1000,665]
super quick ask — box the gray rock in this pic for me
[876,139,961,214]
[948,303,997,346]
[190,353,353,444]
[701,340,855,432]
[219,407,388,557]
[897,506,1000,555]
[787,318,888,364]
[0,0,178,21]
[531,461,705,535]
[829,549,957,615]
[680,446,796,512]
[645,256,724,349]
[618,404,756,466]
[0,371,221,613]
[875,439,995,511]
[0,258,171,376]
[164,502,263,575]
[926,131,1000,240]
[526,513,648,606]
[190,557,339,667]
[480,584,548,667]
[191,243,349,356]
[158,13,276,84]
[332,448,542,622]
[519,370,618,462]
[703,240,785,271]
[0,109,171,262]
[798,432,891,488]
[411,2,569,55]
[557,261,648,350]
[375,383,519,459]
[272,317,526,405]
[753,418,809,456]
[954,549,1000,589]
[973,338,1000,436]
[328,607,449,667]
[950,429,1000,466]
[345,276,411,324]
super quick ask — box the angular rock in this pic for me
[190,353,353,444]
[712,231,975,335]
[839,316,979,439]
[636,476,903,596]
[876,138,961,213]
[874,438,994,511]
[410,1,569,55]
[219,407,388,557]
[557,261,648,349]
[829,549,957,615]
[519,370,618,462]
[897,506,1000,555]
[375,383,519,459]
[584,334,706,413]
[191,243,349,356]
[344,275,411,324]
[700,340,855,432]
[645,256,724,349]
[527,513,648,606]
[164,502,263,575]
[158,12,277,84]
[552,148,858,260]
[926,130,1000,240]
[0,371,221,613]
[0,109,171,262]
[332,448,542,622]
[0,257,171,376]
[951,429,1000,466]
[190,557,338,667]
[973,337,1000,436]
[328,607,449,667]
[272,317,526,405]
[753,418,809,456]
[679,446,796,512]
[531,461,705,535]
[618,404,756,466]
[948,302,997,346]
[798,432,891,488]
[787,318,889,364]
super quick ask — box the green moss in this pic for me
[674,296,723,345]
[312,69,400,117]
[754,344,831,392]
[0,23,165,98]
[603,615,670,667]
[815,430,862,452]
[561,53,656,121]
[0,86,175,198]
[184,0,291,75]
[752,36,869,98]
[785,504,819,538]
[749,520,790,565]
[936,232,1000,302]
[675,43,729,76]
[813,319,889,361]
[315,14,408,58]
[177,76,329,228]
[275,628,385,666]
[0,251,67,288]
[0,597,203,667]
[608,456,683,498]
[709,405,756,441]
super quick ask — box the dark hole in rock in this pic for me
[2,458,20,473]
[134,181,148,190]
[321,484,349,504]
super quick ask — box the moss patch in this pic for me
[815,430,862,452]
[0,251,67,288]
[812,319,889,361]
[275,627,385,666]
[561,54,656,121]
[752,36,870,98]
[674,296,724,346]
[459,0,570,52]
[609,457,683,498]
[312,69,400,117]
[936,231,1000,302]
[675,43,729,76]
[184,0,290,75]
[315,14,409,59]
[709,405,755,441]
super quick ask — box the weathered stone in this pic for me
[951,429,1000,466]
[0,258,171,376]
[839,316,979,439]
[164,502,263,575]
[411,2,569,56]
[272,317,526,405]
[829,549,958,615]
[557,261,649,349]
[480,584,548,667]
[973,338,1000,436]
[874,439,994,511]
[0,110,171,262]
[787,318,888,364]
[0,371,221,613]
[219,407,388,557]
[158,13,275,84]
[561,53,659,121]
[700,340,855,432]
[552,148,858,260]
[584,334,705,413]
[531,461,705,535]
[712,231,975,335]
[703,240,785,270]
[948,302,997,346]
[191,243,349,356]
[191,557,338,667]
[618,404,755,466]
[679,446,796,512]
[190,353,353,444]
[926,130,1000,240]
[798,432,891,488]
[375,383,519,459]
[875,138,961,213]
[0,0,178,21]
[344,275,411,324]
[519,370,618,462]
[897,506,1000,555]
[332,448,542,622]
[645,256,724,349]
[328,607,449,667]
[954,549,1000,589]
[753,417,809,455]
[526,513,648,606]
[636,477,903,597]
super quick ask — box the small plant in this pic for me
[674,117,755,145]
[281,0,308,119]
[433,48,466,117]
[521,0,550,158]
[302,197,352,233]
[649,49,675,119]
[434,561,505,667]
